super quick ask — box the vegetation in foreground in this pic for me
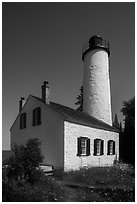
[2,138,64,202]
[2,138,135,202]
[53,163,135,202]
[60,163,135,189]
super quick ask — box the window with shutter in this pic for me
[20,113,26,129]
[33,107,41,126]
[94,139,104,156]
[107,140,115,155]
[101,140,104,155]
[77,137,90,156]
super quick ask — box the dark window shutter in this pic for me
[113,141,115,155]
[38,107,41,124]
[20,113,26,129]
[24,113,26,128]
[86,139,90,156]
[77,138,82,156]
[101,140,104,155]
[33,107,41,126]
[94,139,97,155]
[20,114,22,129]
[33,109,35,126]
[107,140,110,155]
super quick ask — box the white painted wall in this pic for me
[64,121,119,171]
[83,49,112,125]
[11,96,64,169]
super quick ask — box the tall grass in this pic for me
[2,168,64,202]
[54,163,135,190]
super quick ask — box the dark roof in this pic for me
[32,95,119,133]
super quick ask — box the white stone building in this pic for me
[10,36,119,171]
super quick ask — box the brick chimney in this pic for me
[19,97,25,112]
[41,81,50,104]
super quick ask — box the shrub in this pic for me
[2,174,65,202]
[6,138,44,184]
[53,168,65,180]
[2,179,48,202]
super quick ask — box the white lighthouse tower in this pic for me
[82,35,112,125]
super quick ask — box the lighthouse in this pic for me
[82,35,112,125]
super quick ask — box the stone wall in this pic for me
[64,121,119,171]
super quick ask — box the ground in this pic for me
[50,163,135,202]
[2,163,135,202]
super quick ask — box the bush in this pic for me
[2,179,47,201]
[2,137,65,202]
[53,168,65,180]
[2,174,65,202]
[6,138,44,184]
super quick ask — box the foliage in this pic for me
[112,114,120,129]
[75,85,83,111]
[2,138,64,202]
[121,97,135,126]
[3,163,135,202]
[5,138,43,183]
[121,97,135,164]
[2,175,64,202]
[63,165,134,190]
[54,168,65,180]
[53,165,134,202]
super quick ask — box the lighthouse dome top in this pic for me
[82,35,110,60]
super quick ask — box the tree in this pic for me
[75,85,83,111]
[121,96,135,164]
[119,122,124,161]
[121,97,135,129]
[112,114,120,129]
[6,138,44,183]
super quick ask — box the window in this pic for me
[77,137,90,156]
[33,107,41,126]
[20,113,26,129]
[94,139,104,156]
[107,140,115,155]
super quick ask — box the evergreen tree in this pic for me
[112,114,120,129]
[119,122,122,132]
[121,96,135,164]
[119,122,124,161]
[75,85,83,111]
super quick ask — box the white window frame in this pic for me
[108,140,115,155]
[94,139,104,156]
[77,137,90,156]
[81,138,87,155]
[96,139,101,156]
[109,141,113,155]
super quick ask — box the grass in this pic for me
[3,163,135,202]
[53,163,135,202]
[63,164,134,189]
[2,168,65,202]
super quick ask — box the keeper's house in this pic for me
[10,36,119,171]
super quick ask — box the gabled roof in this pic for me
[31,95,119,133]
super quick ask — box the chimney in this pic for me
[19,97,25,112]
[41,81,50,104]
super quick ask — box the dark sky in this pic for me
[3,2,135,150]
